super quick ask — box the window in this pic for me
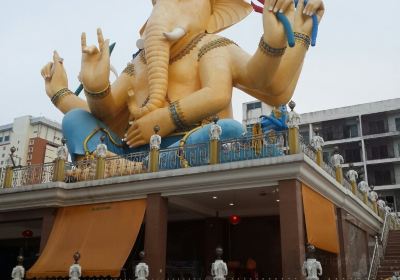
[0,161,3,165]
[0,137,2,142]
[368,119,385,134]
[28,154,32,160]
[345,148,361,162]
[247,102,261,110]
[371,145,388,159]
[374,169,392,185]
[344,124,358,138]
[2,147,5,150]
[396,118,400,131]
[4,135,9,142]
[1,154,4,158]
[29,139,34,145]
[29,147,33,152]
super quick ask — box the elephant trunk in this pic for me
[135,22,170,118]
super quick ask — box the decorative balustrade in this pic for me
[105,152,148,178]
[0,167,5,188]
[10,163,54,187]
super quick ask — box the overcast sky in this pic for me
[1,0,399,125]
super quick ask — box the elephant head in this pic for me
[132,0,253,119]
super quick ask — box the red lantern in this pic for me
[22,229,33,238]
[229,215,241,225]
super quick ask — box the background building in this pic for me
[0,116,63,167]
[243,98,400,212]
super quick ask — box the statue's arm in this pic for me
[85,72,131,121]
[125,48,233,147]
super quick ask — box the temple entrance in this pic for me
[166,186,282,279]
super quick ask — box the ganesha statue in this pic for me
[41,0,324,160]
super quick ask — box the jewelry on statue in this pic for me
[170,33,207,64]
[294,32,311,50]
[258,37,286,57]
[139,33,207,65]
[84,84,111,99]
[169,101,187,131]
[122,63,135,76]
[198,37,238,60]
[51,88,73,106]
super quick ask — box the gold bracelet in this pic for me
[169,101,187,131]
[294,32,311,50]
[84,84,111,99]
[51,88,73,106]
[258,37,286,57]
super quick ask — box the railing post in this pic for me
[11,255,25,280]
[69,252,81,280]
[331,146,344,185]
[4,147,16,188]
[209,116,222,165]
[149,125,161,172]
[95,136,107,179]
[303,244,323,280]
[53,138,67,182]
[369,186,379,213]
[211,247,228,280]
[135,251,149,280]
[346,163,358,195]
[311,128,324,167]
[287,101,301,155]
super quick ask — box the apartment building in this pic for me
[0,116,63,167]
[243,98,400,211]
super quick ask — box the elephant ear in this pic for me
[207,0,253,34]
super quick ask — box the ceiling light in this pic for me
[212,196,218,199]
[276,199,280,202]
[229,202,235,206]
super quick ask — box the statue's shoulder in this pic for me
[197,34,240,60]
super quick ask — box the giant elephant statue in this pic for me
[41,0,324,161]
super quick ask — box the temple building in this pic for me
[243,98,400,213]
[0,116,63,167]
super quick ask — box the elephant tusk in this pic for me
[110,64,119,78]
[163,27,186,42]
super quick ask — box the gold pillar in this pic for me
[149,149,160,172]
[316,149,323,166]
[373,201,378,214]
[209,139,220,165]
[335,166,343,185]
[363,193,368,204]
[4,166,13,188]
[350,181,357,195]
[52,159,65,182]
[95,157,106,179]
[289,127,300,155]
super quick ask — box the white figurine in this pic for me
[331,150,344,168]
[11,256,24,280]
[149,125,162,150]
[211,247,228,280]
[311,134,324,151]
[377,199,386,209]
[57,145,68,161]
[392,271,400,280]
[369,190,378,202]
[287,110,301,129]
[69,252,81,280]
[358,181,369,194]
[385,206,392,213]
[135,252,149,280]
[346,169,358,183]
[209,118,222,141]
[303,245,322,280]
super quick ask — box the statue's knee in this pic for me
[62,109,92,131]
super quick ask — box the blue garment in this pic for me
[62,109,245,161]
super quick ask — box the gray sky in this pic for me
[1,0,399,125]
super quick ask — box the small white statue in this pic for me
[369,190,378,202]
[57,145,68,161]
[302,244,322,280]
[358,180,369,194]
[385,206,392,213]
[69,252,81,280]
[11,256,24,280]
[135,251,149,280]
[346,169,358,183]
[149,125,162,150]
[287,110,301,129]
[209,117,222,141]
[211,247,228,280]
[311,134,324,151]
[96,136,108,158]
[377,199,386,209]
[330,149,344,168]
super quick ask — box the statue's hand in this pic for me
[294,0,324,35]
[40,51,68,98]
[263,0,295,48]
[80,28,110,93]
[125,111,159,148]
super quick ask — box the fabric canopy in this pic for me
[27,199,146,278]
[302,184,339,253]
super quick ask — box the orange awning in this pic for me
[27,199,146,278]
[302,184,339,253]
